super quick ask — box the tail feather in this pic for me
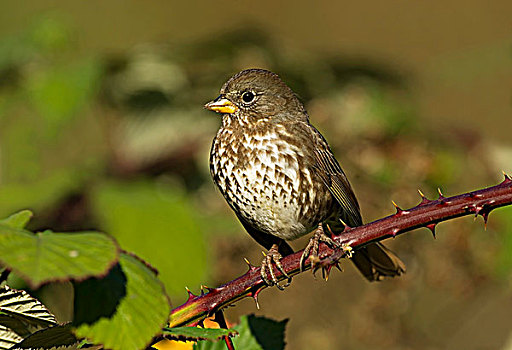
[351,242,405,281]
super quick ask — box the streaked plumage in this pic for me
[206,69,405,284]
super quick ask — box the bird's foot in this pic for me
[260,244,292,290]
[300,225,353,275]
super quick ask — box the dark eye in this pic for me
[241,91,255,104]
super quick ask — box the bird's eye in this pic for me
[241,91,255,104]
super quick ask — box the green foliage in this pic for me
[74,253,170,350]
[0,285,77,350]
[8,324,78,350]
[162,326,237,342]
[0,212,171,350]
[194,315,288,350]
[0,211,33,230]
[90,180,209,300]
[73,264,128,325]
[0,285,57,347]
[0,209,286,350]
[0,219,119,288]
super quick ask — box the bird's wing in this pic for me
[310,127,362,227]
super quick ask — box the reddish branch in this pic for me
[168,175,512,327]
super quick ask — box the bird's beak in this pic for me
[204,95,238,114]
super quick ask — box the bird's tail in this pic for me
[350,242,406,281]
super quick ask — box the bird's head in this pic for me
[204,69,308,124]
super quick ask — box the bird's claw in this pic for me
[300,225,353,276]
[260,244,291,290]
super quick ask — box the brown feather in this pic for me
[207,68,405,282]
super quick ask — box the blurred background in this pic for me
[1,1,511,349]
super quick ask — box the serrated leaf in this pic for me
[162,327,237,342]
[74,253,170,350]
[0,226,119,288]
[0,286,57,350]
[0,325,23,350]
[0,211,33,229]
[0,286,56,337]
[194,315,287,350]
[10,324,78,350]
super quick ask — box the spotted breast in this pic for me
[210,115,334,241]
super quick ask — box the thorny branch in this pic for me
[168,174,512,328]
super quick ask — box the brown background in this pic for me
[2,1,511,145]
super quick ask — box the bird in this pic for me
[205,68,405,289]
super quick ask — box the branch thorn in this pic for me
[482,212,489,229]
[502,170,512,183]
[250,286,264,309]
[392,200,403,214]
[243,257,257,272]
[392,200,410,216]
[426,223,437,238]
[185,287,197,300]
[324,264,334,281]
[338,218,350,232]
[475,205,490,228]
[326,223,336,240]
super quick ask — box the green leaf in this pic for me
[242,315,288,350]
[0,226,119,288]
[11,324,78,350]
[90,180,208,300]
[0,286,57,350]
[73,264,127,325]
[0,325,23,350]
[0,286,56,336]
[74,253,170,350]
[0,211,33,229]
[194,315,288,350]
[162,326,237,342]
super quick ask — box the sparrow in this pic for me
[205,68,405,289]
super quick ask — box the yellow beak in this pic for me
[204,96,238,114]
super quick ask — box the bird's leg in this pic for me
[300,224,353,272]
[260,244,292,290]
